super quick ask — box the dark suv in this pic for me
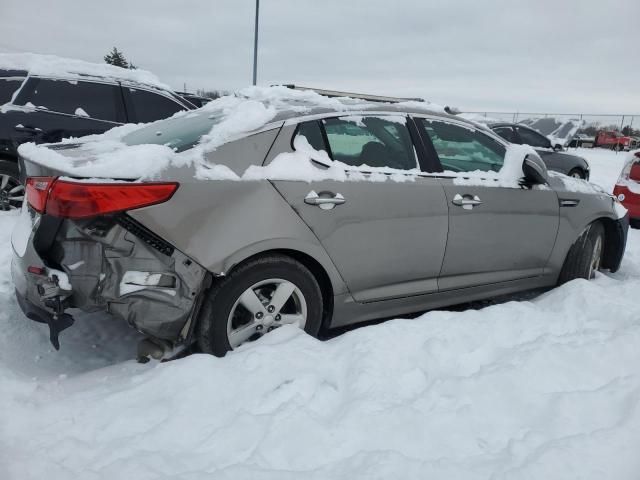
[488,122,590,179]
[0,69,194,209]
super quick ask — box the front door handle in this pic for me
[14,125,42,134]
[452,193,482,210]
[304,190,346,210]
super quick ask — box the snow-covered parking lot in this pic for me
[1,148,639,480]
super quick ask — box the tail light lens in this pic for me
[26,177,178,219]
[25,177,55,213]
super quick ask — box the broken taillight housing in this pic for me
[26,177,178,219]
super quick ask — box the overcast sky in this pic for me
[1,0,638,114]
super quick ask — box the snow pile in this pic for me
[1,149,640,478]
[17,86,445,181]
[0,52,170,89]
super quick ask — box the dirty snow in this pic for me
[1,149,639,480]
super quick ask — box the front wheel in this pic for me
[0,160,24,211]
[567,168,586,179]
[558,222,604,285]
[197,255,323,357]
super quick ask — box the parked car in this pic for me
[613,151,640,227]
[568,133,595,148]
[488,122,591,179]
[594,130,634,151]
[12,88,628,358]
[175,91,212,108]
[0,54,195,210]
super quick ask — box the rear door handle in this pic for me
[452,193,482,210]
[304,190,346,210]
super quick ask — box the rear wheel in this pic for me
[197,255,323,357]
[567,168,586,179]
[0,160,23,211]
[558,222,605,285]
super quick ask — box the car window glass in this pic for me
[493,126,518,144]
[322,116,417,170]
[0,78,24,104]
[419,119,505,173]
[127,88,185,123]
[294,121,327,152]
[14,78,120,122]
[516,126,550,148]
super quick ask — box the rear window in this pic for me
[14,78,122,122]
[0,77,24,104]
[123,111,222,152]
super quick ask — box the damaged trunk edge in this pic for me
[19,212,210,351]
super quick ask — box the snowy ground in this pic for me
[2,148,640,480]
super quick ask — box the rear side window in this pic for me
[418,119,505,173]
[126,88,186,123]
[515,126,551,148]
[492,126,519,144]
[14,78,122,122]
[322,116,417,170]
[293,121,327,152]
[0,78,24,104]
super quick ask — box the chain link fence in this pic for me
[461,112,640,137]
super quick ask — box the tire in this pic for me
[567,168,586,179]
[558,222,605,285]
[197,255,323,357]
[0,160,23,211]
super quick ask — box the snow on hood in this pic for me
[0,52,170,90]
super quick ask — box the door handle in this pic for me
[452,193,482,210]
[14,125,42,134]
[304,190,346,210]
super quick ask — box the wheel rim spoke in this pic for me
[239,288,266,315]
[0,175,9,190]
[8,195,24,202]
[278,314,305,326]
[8,185,24,194]
[269,281,295,314]
[229,322,258,347]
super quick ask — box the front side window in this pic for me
[515,126,551,148]
[126,88,186,123]
[418,119,505,173]
[321,116,417,170]
[14,78,121,122]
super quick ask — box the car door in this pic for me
[9,77,125,147]
[513,124,569,172]
[270,115,449,302]
[415,116,559,291]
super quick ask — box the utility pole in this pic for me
[252,0,259,85]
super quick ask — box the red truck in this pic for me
[594,130,635,151]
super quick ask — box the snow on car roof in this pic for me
[0,52,171,90]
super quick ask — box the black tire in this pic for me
[197,255,323,357]
[567,168,586,179]
[558,222,605,285]
[0,159,22,211]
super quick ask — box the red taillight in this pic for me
[26,177,55,213]
[26,177,178,219]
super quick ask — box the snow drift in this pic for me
[1,148,640,479]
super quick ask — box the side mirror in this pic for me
[522,154,548,185]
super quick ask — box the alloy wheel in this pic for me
[588,234,603,279]
[0,174,24,210]
[226,278,307,348]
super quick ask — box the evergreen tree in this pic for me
[104,47,130,69]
